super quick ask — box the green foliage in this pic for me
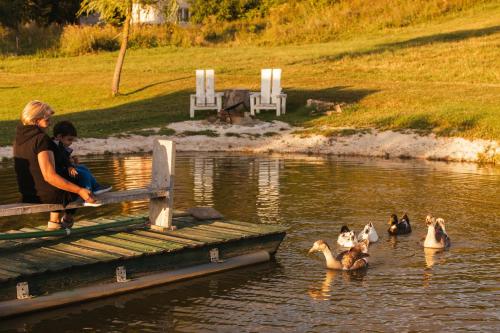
[57,23,196,55]
[59,24,118,55]
[189,0,269,23]
[0,0,81,28]
[0,0,24,28]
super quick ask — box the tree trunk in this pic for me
[111,1,132,97]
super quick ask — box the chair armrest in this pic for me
[271,93,287,98]
[214,92,224,97]
[250,92,261,98]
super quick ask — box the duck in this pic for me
[337,225,358,248]
[358,222,379,243]
[424,215,451,249]
[387,213,412,235]
[309,239,370,271]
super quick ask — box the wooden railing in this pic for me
[0,139,176,231]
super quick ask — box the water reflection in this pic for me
[308,270,336,301]
[193,157,214,206]
[308,269,368,301]
[424,247,446,269]
[257,159,283,224]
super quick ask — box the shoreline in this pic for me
[1,121,498,164]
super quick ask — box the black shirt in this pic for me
[13,124,62,203]
[53,140,73,180]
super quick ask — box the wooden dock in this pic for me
[0,213,286,318]
[0,140,287,318]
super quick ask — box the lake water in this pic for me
[0,153,499,332]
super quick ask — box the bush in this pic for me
[0,23,62,55]
[60,25,119,55]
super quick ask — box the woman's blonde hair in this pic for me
[21,100,54,125]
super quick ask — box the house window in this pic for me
[178,8,189,23]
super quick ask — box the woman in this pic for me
[13,100,95,230]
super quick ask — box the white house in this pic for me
[132,0,190,25]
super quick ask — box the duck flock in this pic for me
[308,214,451,271]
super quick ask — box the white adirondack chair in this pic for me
[250,69,287,116]
[190,69,223,118]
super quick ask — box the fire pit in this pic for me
[219,89,251,124]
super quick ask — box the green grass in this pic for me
[178,130,219,137]
[0,4,499,146]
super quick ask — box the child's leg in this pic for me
[76,165,98,191]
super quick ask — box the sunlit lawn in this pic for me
[0,5,499,146]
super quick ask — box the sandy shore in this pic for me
[1,120,498,163]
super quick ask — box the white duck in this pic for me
[309,239,370,271]
[424,215,451,249]
[337,225,358,248]
[357,222,379,243]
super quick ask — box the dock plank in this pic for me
[86,235,162,254]
[108,233,184,251]
[13,249,87,272]
[41,247,100,264]
[174,227,236,241]
[46,243,119,262]
[131,230,206,246]
[19,228,41,233]
[0,257,42,275]
[209,221,271,234]
[71,239,141,258]
[0,268,20,281]
[191,224,254,237]
[224,220,286,233]
[167,229,226,242]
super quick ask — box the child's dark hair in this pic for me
[53,120,77,137]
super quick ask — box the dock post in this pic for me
[149,139,176,232]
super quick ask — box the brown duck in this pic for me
[309,239,370,270]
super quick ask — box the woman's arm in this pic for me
[37,150,93,201]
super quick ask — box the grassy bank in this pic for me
[0,0,491,55]
[0,5,499,146]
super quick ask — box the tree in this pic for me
[0,0,81,28]
[78,0,159,96]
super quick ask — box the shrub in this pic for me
[60,25,119,55]
[0,23,62,55]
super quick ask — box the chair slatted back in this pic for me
[205,69,215,105]
[271,69,282,104]
[195,70,206,105]
[260,69,272,104]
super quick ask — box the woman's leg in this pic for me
[44,191,76,230]
[49,211,60,223]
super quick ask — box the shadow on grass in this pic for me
[274,86,379,125]
[291,25,500,64]
[122,76,192,96]
[0,86,378,146]
[374,113,484,135]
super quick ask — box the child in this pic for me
[53,121,112,200]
